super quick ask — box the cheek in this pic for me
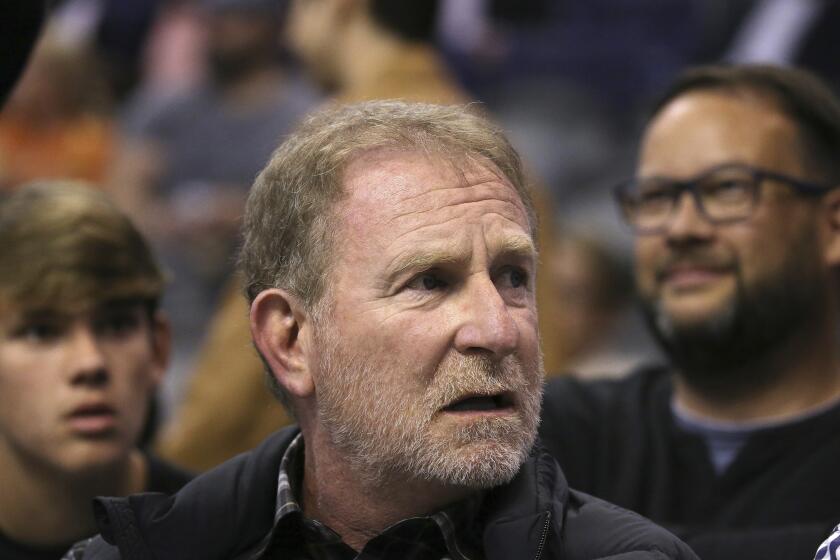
[104,342,160,393]
[723,225,776,284]
[634,240,660,294]
[0,363,56,443]
[514,308,539,347]
[0,351,57,406]
[388,319,446,370]
[360,313,452,385]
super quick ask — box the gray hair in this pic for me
[239,100,534,408]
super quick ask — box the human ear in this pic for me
[250,289,314,399]
[820,189,840,267]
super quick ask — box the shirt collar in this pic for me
[267,432,484,559]
[274,432,305,522]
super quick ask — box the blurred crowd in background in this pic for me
[4,0,840,425]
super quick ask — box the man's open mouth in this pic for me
[442,392,515,413]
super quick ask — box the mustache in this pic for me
[427,353,527,410]
[654,249,736,282]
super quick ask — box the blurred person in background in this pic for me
[547,232,651,378]
[46,0,166,105]
[0,0,45,108]
[285,0,464,103]
[0,183,190,560]
[157,0,563,472]
[108,0,319,406]
[718,0,840,93]
[0,34,114,190]
[540,64,840,560]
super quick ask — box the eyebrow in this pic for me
[492,235,538,262]
[385,246,466,283]
[17,309,65,322]
[384,235,537,283]
[13,300,147,322]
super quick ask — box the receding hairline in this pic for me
[339,145,536,227]
[654,84,790,124]
[315,146,537,296]
[647,65,840,184]
[240,99,535,309]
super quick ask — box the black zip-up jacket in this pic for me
[76,427,698,560]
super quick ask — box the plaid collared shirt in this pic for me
[253,434,484,560]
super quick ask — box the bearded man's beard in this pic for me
[312,324,543,488]
[639,228,826,399]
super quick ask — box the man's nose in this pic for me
[665,191,715,243]
[67,324,109,387]
[453,275,519,359]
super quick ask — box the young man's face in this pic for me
[0,299,167,475]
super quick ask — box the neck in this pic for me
[335,18,422,94]
[298,425,468,551]
[674,321,840,423]
[0,447,146,548]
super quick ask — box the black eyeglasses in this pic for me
[614,163,834,234]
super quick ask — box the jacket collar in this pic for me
[482,442,569,560]
[96,431,569,560]
[97,427,298,560]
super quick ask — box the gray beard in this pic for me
[313,323,543,489]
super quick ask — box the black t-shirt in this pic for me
[0,454,191,560]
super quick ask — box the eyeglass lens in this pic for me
[626,167,758,230]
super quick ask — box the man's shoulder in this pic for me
[144,453,193,494]
[487,448,696,559]
[542,365,672,426]
[58,456,193,560]
[62,537,118,560]
[538,365,675,492]
[72,427,300,560]
[558,489,698,560]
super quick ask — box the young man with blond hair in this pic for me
[0,182,190,560]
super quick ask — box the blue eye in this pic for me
[509,268,527,288]
[411,273,447,291]
[498,266,529,290]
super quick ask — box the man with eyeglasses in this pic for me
[539,65,840,560]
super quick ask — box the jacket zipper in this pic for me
[534,511,552,560]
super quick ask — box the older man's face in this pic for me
[310,149,543,487]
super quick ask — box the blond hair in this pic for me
[0,181,164,313]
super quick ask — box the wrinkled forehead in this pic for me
[336,148,531,233]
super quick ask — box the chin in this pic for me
[658,293,736,333]
[432,442,527,489]
[415,421,535,488]
[55,440,132,476]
